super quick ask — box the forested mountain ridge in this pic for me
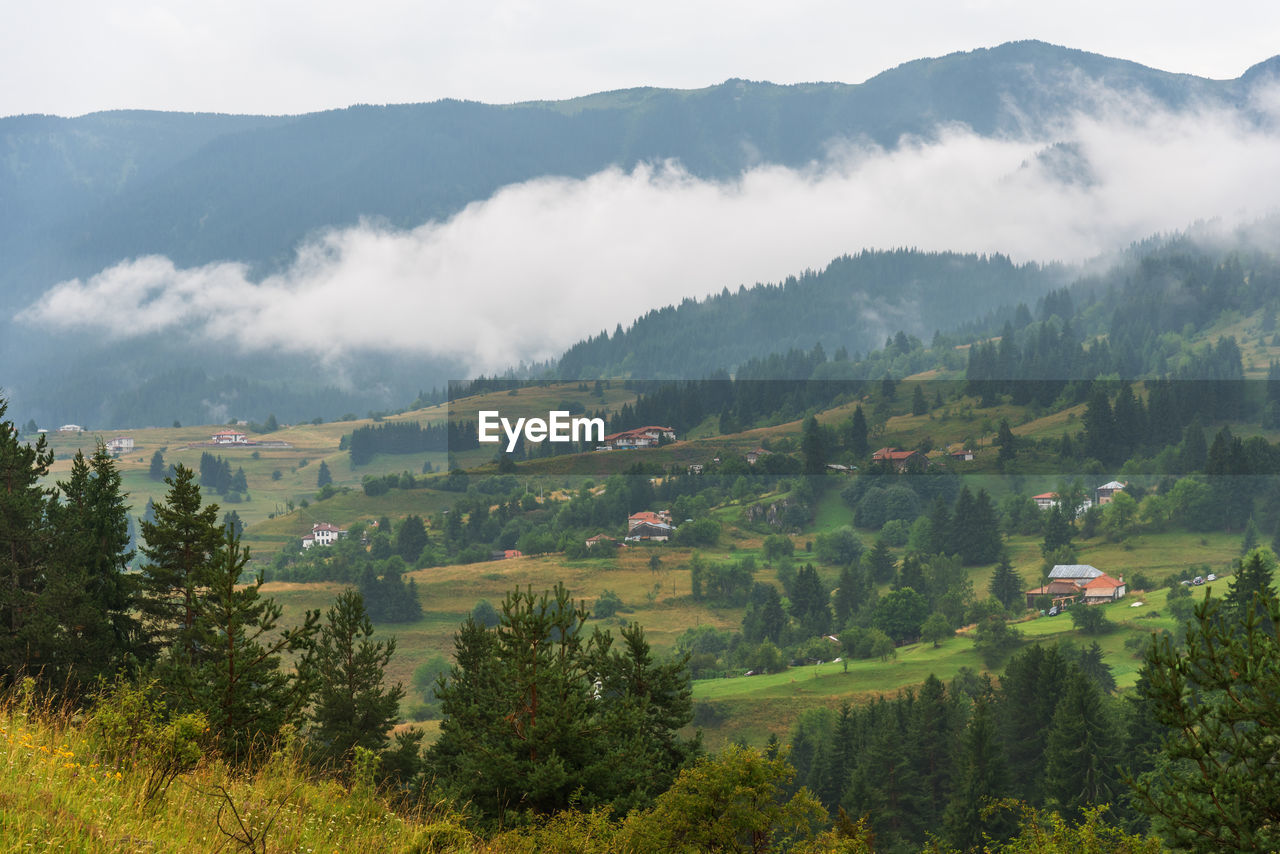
[3,39,1272,301]
[5,40,1279,427]
[548,216,1280,388]
[554,249,1067,379]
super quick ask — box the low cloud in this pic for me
[21,90,1280,373]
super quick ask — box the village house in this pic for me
[105,436,134,454]
[585,534,616,549]
[625,510,676,542]
[1082,573,1127,604]
[746,447,771,465]
[1033,492,1093,515]
[1025,564,1125,608]
[301,522,346,549]
[949,448,975,462]
[597,425,676,451]
[1095,481,1127,505]
[1048,564,1105,584]
[57,424,85,433]
[870,447,929,472]
[1024,579,1086,609]
[212,429,248,445]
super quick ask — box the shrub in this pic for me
[1069,605,1113,634]
[594,589,624,619]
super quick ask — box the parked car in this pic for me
[1047,605,1059,616]
[1207,573,1217,581]
[1193,576,1205,585]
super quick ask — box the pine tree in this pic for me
[1042,670,1120,817]
[910,674,957,830]
[582,622,699,813]
[148,450,166,481]
[911,384,928,416]
[998,645,1070,805]
[996,418,1017,463]
[865,538,896,584]
[1040,502,1075,557]
[395,514,429,563]
[1180,416,1208,472]
[1223,548,1276,633]
[848,406,869,459]
[43,444,141,693]
[427,584,596,821]
[928,496,953,556]
[0,397,56,686]
[138,464,224,661]
[988,551,1024,611]
[833,563,871,628]
[800,415,826,475]
[1075,641,1116,694]
[861,702,921,846]
[165,527,319,759]
[944,698,1013,849]
[967,489,1003,565]
[1240,517,1259,556]
[310,589,403,765]
[1081,385,1115,465]
[317,460,332,488]
[1129,586,1280,849]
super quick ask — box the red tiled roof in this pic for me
[1085,573,1123,590]
[872,447,921,461]
[1033,492,1058,500]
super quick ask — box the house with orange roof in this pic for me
[1082,573,1126,604]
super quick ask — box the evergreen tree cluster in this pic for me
[198,451,248,497]
[787,643,1128,850]
[346,419,477,466]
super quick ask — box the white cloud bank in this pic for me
[20,93,1280,373]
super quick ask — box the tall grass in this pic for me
[0,682,474,852]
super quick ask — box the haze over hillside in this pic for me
[6,40,1280,427]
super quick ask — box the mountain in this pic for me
[3,41,1277,426]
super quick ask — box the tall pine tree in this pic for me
[138,464,224,661]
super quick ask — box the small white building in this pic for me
[212,429,248,445]
[105,436,135,454]
[58,424,85,433]
[1033,492,1092,516]
[301,522,346,549]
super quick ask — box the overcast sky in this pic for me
[4,1,1279,117]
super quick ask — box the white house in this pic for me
[212,429,248,445]
[301,522,346,549]
[105,436,135,454]
[57,424,85,433]
[598,426,676,451]
[1033,492,1092,516]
